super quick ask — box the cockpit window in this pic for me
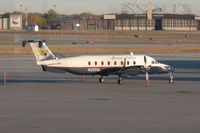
[152,61,158,64]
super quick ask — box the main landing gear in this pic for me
[99,76,105,83]
[117,75,122,85]
[99,73,174,85]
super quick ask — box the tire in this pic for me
[118,79,122,85]
[169,79,173,84]
[99,78,104,83]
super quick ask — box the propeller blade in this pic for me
[123,58,127,68]
[144,56,150,86]
[145,71,150,87]
[144,56,147,64]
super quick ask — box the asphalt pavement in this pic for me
[0,54,200,133]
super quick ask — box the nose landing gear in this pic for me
[169,72,174,84]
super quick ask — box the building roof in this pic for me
[115,13,196,20]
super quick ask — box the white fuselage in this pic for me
[43,54,156,67]
[40,54,171,75]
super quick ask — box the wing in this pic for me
[98,66,145,76]
[116,66,145,76]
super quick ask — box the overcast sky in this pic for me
[0,0,199,15]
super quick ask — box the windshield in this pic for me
[151,60,159,64]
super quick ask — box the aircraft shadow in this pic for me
[2,77,199,84]
[1,78,81,84]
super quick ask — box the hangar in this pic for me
[62,3,200,31]
[62,13,199,31]
[110,13,197,31]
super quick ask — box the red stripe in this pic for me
[48,66,125,69]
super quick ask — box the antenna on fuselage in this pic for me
[130,52,134,55]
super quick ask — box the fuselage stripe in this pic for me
[48,66,127,69]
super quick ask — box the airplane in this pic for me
[22,40,174,85]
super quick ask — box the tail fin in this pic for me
[28,40,56,65]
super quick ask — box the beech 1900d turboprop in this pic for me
[22,40,174,85]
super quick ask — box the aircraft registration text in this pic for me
[88,68,101,72]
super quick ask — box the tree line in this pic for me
[15,9,58,29]
[4,10,96,29]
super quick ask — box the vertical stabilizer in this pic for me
[29,40,56,65]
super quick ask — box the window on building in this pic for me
[131,19,136,27]
[123,19,130,27]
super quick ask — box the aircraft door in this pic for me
[155,19,163,30]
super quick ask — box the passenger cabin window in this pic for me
[108,61,110,65]
[127,61,129,65]
[121,61,123,65]
[88,61,91,65]
[95,61,97,65]
[101,61,104,65]
[114,61,117,65]
[133,61,136,65]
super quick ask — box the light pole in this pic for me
[53,4,56,11]
[25,8,28,29]
[19,4,23,13]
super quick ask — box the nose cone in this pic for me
[149,64,174,74]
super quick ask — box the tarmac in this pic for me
[0,54,200,133]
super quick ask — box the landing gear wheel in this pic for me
[99,77,104,83]
[118,79,122,84]
[117,77,122,85]
[169,78,174,84]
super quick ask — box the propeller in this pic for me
[123,57,127,68]
[144,56,150,87]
